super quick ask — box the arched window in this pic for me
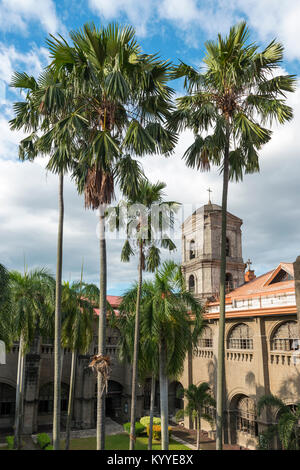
[228,323,254,350]
[189,240,195,260]
[0,383,15,417]
[236,396,257,436]
[198,326,213,348]
[226,237,230,257]
[225,273,234,292]
[270,321,298,351]
[38,382,69,414]
[188,275,195,293]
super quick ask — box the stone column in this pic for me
[293,256,300,341]
[74,355,94,429]
[253,317,270,443]
[187,346,193,429]
[22,353,41,434]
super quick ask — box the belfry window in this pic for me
[226,237,230,257]
[225,273,234,292]
[270,321,298,351]
[228,323,254,350]
[189,240,196,260]
[188,275,195,293]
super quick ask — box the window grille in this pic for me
[235,397,258,436]
[270,321,298,351]
[228,323,254,350]
[198,326,213,348]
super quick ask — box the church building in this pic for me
[0,200,299,450]
[180,200,300,449]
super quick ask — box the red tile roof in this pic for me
[207,263,295,306]
[94,295,123,316]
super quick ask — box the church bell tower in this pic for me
[181,200,245,302]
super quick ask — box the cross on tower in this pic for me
[246,258,252,271]
[207,188,212,204]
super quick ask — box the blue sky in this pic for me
[0,0,300,295]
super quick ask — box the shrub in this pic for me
[44,445,53,450]
[6,436,14,450]
[123,422,146,436]
[37,433,51,450]
[147,425,172,441]
[140,416,161,427]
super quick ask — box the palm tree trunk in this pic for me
[216,129,230,451]
[14,334,24,449]
[129,240,143,450]
[65,349,77,450]
[97,204,107,450]
[198,411,202,450]
[196,415,200,450]
[159,337,169,450]
[148,372,155,450]
[53,171,64,450]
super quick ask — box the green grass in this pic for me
[61,433,189,450]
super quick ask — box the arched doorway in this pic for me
[143,378,159,413]
[0,382,15,430]
[38,382,69,429]
[229,394,258,446]
[94,380,123,423]
[168,381,184,417]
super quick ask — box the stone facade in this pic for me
[180,203,300,449]
[181,203,245,301]
[1,202,299,451]
[0,317,181,435]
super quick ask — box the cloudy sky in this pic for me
[0,0,299,295]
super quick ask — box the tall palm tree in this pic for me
[180,383,215,450]
[121,261,203,450]
[258,394,300,450]
[10,69,79,450]
[114,180,178,449]
[0,264,12,350]
[169,21,296,449]
[47,22,176,450]
[9,267,54,449]
[61,277,95,450]
[117,282,159,450]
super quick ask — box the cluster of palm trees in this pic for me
[0,262,98,449]
[0,19,295,451]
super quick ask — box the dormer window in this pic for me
[270,270,293,284]
[189,240,195,260]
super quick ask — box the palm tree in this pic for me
[180,383,215,450]
[114,180,178,449]
[169,22,296,449]
[47,22,176,450]
[9,267,54,449]
[10,69,78,450]
[61,276,95,450]
[0,264,12,350]
[258,394,300,450]
[117,282,159,450]
[121,261,203,450]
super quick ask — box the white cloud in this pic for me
[0,43,49,85]
[88,0,155,36]
[88,0,300,61]
[0,0,64,35]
